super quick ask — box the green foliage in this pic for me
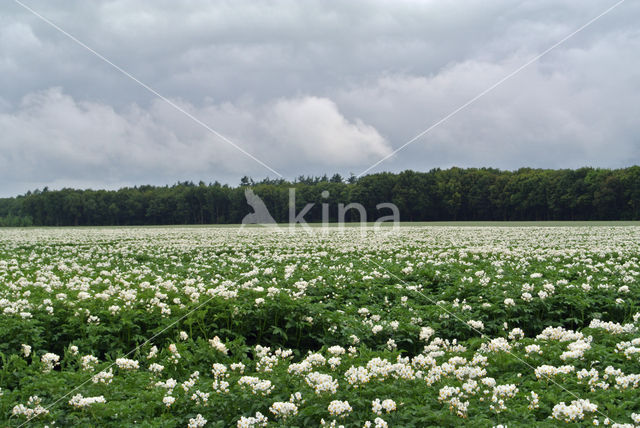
[1,227,640,426]
[2,167,640,226]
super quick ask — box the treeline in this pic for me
[1,167,640,226]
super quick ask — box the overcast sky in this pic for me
[1,0,639,196]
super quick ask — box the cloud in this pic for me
[264,97,391,164]
[1,0,640,195]
[335,29,640,172]
[0,88,390,195]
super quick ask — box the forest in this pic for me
[1,166,639,226]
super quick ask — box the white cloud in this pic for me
[264,96,391,164]
[0,88,390,195]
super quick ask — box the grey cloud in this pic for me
[335,28,640,172]
[0,0,639,195]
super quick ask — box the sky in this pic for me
[1,0,639,197]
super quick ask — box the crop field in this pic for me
[1,225,640,427]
